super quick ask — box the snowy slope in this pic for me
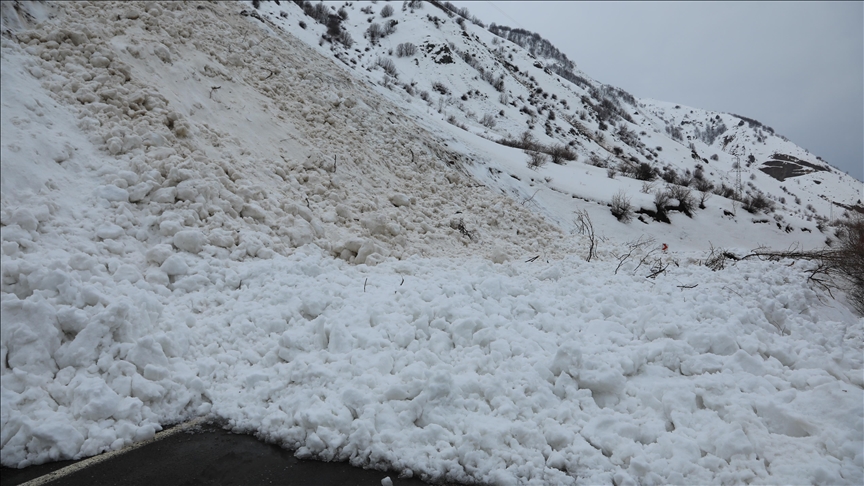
[252,0,863,252]
[1,1,862,485]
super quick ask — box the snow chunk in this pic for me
[96,184,129,202]
[160,254,189,276]
[173,230,206,254]
[96,223,125,240]
[1,299,61,374]
[153,43,171,64]
[549,342,581,378]
[127,336,170,372]
[490,244,508,264]
[208,229,235,249]
[146,244,174,265]
[8,208,39,231]
[389,194,411,207]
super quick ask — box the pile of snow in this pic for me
[1,2,861,485]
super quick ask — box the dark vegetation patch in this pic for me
[760,153,828,181]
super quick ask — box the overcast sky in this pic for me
[450,1,863,182]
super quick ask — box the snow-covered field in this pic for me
[1,1,862,485]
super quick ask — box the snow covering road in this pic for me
[4,239,863,484]
[1,2,862,485]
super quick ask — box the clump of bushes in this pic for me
[618,161,655,181]
[499,131,576,165]
[396,42,417,57]
[376,57,398,77]
[432,81,449,95]
[743,192,774,214]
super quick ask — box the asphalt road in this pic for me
[1,421,448,486]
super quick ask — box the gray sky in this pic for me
[451,1,863,182]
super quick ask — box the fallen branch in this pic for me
[646,259,669,279]
[574,209,596,262]
[521,189,541,206]
[613,235,654,275]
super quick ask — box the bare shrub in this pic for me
[508,130,538,151]
[383,19,398,36]
[743,192,774,214]
[837,216,864,313]
[641,181,656,194]
[611,190,633,222]
[635,162,655,181]
[713,184,736,200]
[432,81,449,95]
[525,150,549,170]
[380,4,394,17]
[654,190,671,222]
[548,144,577,165]
[334,29,353,47]
[367,23,383,43]
[667,184,695,217]
[694,178,714,208]
[376,57,398,77]
[396,42,417,57]
[492,75,505,92]
[588,153,607,168]
[480,113,497,128]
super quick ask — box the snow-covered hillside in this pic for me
[1,1,861,485]
[253,0,862,251]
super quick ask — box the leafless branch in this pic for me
[574,209,596,262]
